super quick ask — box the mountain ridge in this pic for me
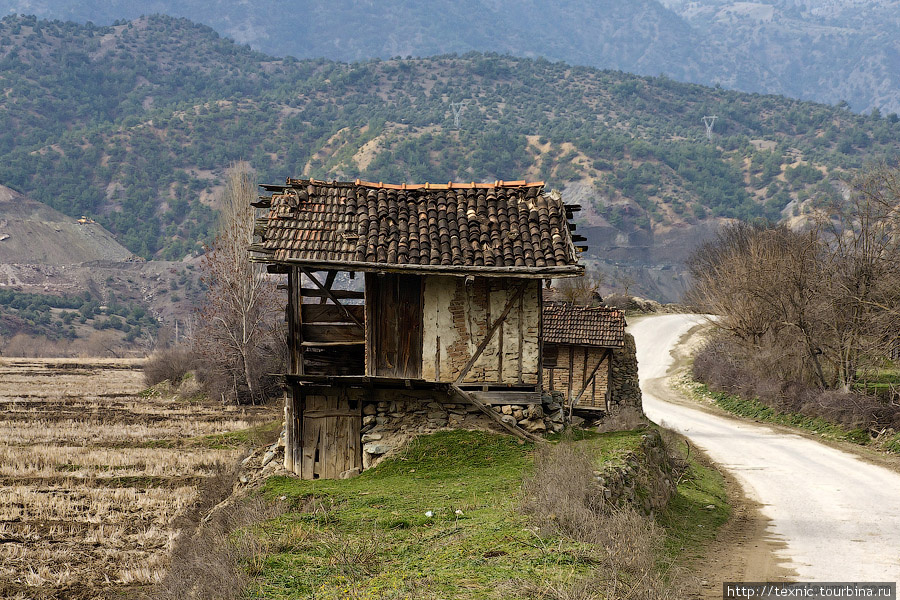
[1,14,899,300]
[1,1,898,112]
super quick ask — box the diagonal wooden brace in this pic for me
[448,384,544,444]
[454,282,527,385]
[301,268,364,328]
[568,350,608,419]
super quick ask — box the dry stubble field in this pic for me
[0,358,277,599]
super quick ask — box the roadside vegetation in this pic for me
[682,378,900,453]
[156,429,727,599]
[688,165,900,449]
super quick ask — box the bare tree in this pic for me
[819,166,900,387]
[689,164,900,391]
[556,269,605,305]
[688,223,830,387]
[195,163,283,404]
[615,271,635,297]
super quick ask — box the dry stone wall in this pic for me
[608,332,642,413]
[594,429,676,514]
[359,389,567,469]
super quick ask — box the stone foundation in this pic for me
[608,332,642,413]
[359,389,567,468]
[269,331,645,475]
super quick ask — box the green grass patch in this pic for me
[548,428,644,466]
[242,428,724,599]
[884,432,900,454]
[853,368,900,399]
[197,420,282,449]
[657,445,729,564]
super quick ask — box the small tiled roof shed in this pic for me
[252,178,586,478]
[543,302,626,349]
[542,302,626,411]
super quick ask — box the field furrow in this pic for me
[0,357,277,598]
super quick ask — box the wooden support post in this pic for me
[289,267,304,376]
[517,291,524,384]
[283,388,293,472]
[448,384,544,444]
[454,282,527,385]
[293,386,303,476]
[284,383,303,476]
[569,352,606,417]
[605,349,613,412]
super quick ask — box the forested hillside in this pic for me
[2,0,900,113]
[1,14,899,264]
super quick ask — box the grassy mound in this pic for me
[209,429,730,599]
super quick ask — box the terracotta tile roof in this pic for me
[542,302,626,348]
[252,179,584,275]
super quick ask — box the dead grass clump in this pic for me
[597,406,648,433]
[523,442,604,538]
[144,346,198,388]
[153,494,286,600]
[320,525,382,578]
[521,442,685,600]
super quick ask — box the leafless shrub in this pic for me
[521,442,685,599]
[596,407,648,433]
[694,335,900,433]
[556,270,605,306]
[523,442,604,538]
[143,345,198,387]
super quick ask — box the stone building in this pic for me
[251,178,586,479]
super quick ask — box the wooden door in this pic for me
[365,273,424,378]
[300,387,363,479]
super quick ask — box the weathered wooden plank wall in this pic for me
[365,273,423,378]
[300,386,363,480]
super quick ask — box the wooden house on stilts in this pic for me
[251,178,586,479]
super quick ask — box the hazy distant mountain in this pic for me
[2,0,898,113]
[2,13,898,270]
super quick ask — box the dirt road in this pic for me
[631,314,900,582]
